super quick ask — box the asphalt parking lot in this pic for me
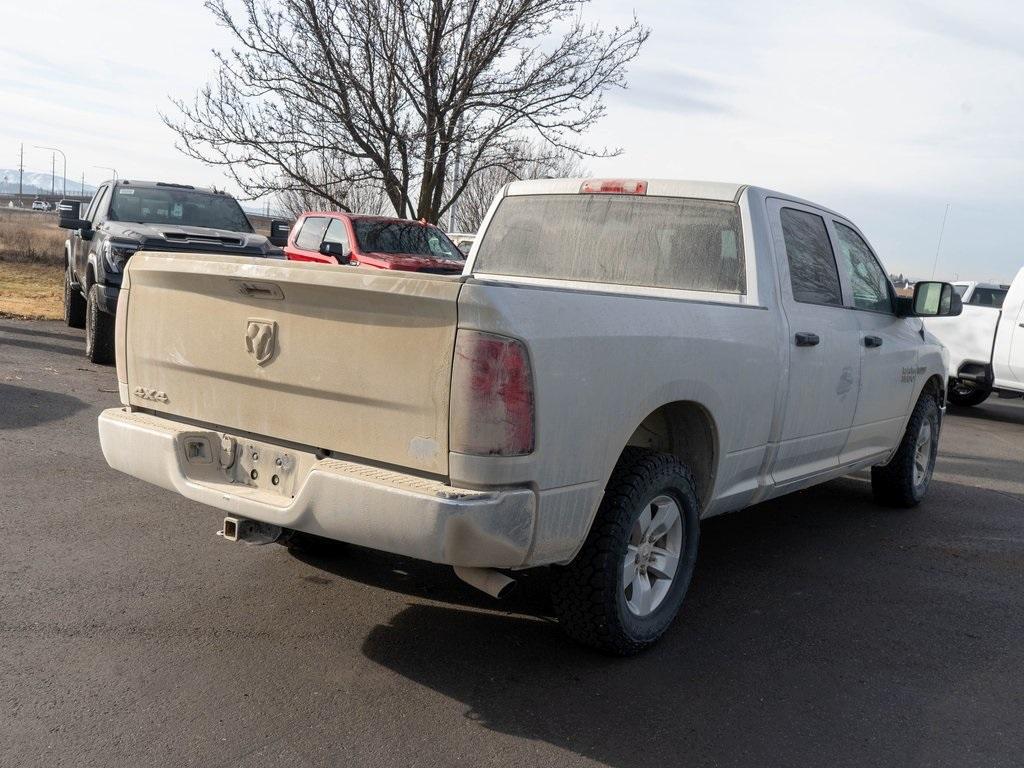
[2,317,1023,768]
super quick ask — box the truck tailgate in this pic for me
[121,253,461,475]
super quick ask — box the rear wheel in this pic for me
[63,267,86,328]
[85,284,115,365]
[947,379,990,407]
[551,447,701,655]
[871,393,940,507]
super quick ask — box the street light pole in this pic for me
[93,165,118,183]
[35,145,68,198]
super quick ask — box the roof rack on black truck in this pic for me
[59,179,289,363]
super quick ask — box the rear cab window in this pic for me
[473,194,745,294]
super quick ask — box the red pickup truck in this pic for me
[283,211,465,273]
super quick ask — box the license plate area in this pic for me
[177,431,318,501]
[231,438,302,498]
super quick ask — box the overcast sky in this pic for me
[2,0,1021,281]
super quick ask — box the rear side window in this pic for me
[295,216,330,251]
[967,287,1008,308]
[474,194,745,294]
[780,208,842,306]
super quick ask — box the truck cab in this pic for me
[952,281,1010,308]
[284,211,465,273]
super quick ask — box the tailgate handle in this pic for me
[233,280,284,300]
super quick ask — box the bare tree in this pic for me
[452,141,589,231]
[164,0,648,223]
[276,182,391,218]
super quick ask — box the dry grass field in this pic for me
[0,209,64,319]
[0,209,65,264]
[0,263,63,320]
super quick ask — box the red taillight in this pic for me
[579,179,648,195]
[450,331,535,456]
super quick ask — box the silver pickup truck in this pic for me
[99,179,961,654]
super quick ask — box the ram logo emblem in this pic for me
[245,319,277,366]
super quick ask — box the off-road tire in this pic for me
[871,393,940,507]
[551,447,701,655]
[85,284,115,365]
[64,268,86,329]
[947,380,990,408]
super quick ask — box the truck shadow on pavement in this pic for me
[0,333,83,358]
[0,382,88,429]
[0,323,81,343]
[947,401,1024,426]
[296,476,1019,767]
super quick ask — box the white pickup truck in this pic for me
[923,271,1024,406]
[99,179,961,654]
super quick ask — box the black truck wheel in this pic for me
[947,379,991,407]
[64,268,86,329]
[871,393,940,507]
[85,285,115,365]
[551,447,701,655]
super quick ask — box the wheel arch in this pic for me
[919,372,946,409]
[620,400,719,512]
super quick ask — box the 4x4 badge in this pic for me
[132,387,168,403]
[245,319,277,366]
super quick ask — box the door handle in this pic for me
[232,280,285,300]
[863,335,884,348]
[794,332,820,347]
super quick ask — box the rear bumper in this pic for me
[98,408,536,568]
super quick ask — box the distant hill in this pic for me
[0,169,97,196]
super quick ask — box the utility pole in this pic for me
[930,203,951,279]
[18,143,24,197]
[50,153,55,197]
[81,172,85,197]
[37,145,68,199]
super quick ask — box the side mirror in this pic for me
[318,241,351,263]
[268,219,292,247]
[59,217,92,231]
[911,281,963,317]
[58,200,80,218]
[58,200,90,231]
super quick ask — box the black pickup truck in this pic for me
[59,180,288,363]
